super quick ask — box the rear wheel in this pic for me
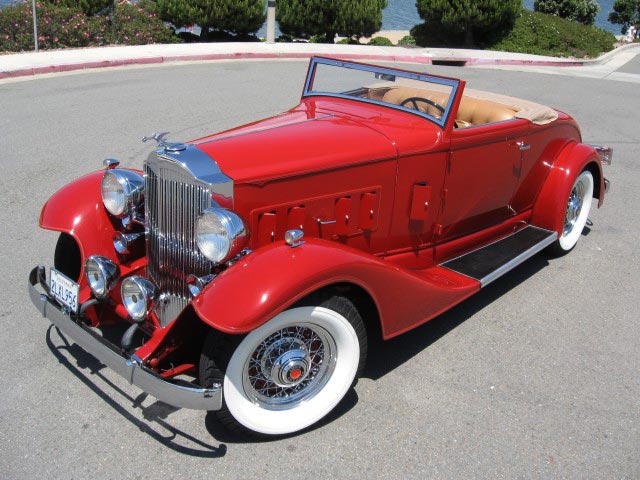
[200,296,366,437]
[548,170,594,256]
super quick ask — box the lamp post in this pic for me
[266,0,276,43]
[31,0,38,52]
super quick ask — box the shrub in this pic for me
[0,0,179,52]
[534,0,599,26]
[49,0,111,16]
[106,0,178,45]
[277,0,387,43]
[490,9,616,57]
[0,1,107,52]
[398,35,416,46]
[415,0,522,47]
[368,36,393,46]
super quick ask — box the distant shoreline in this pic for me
[0,0,622,36]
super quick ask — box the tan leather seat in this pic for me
[382,87,449,119]
[381,87,518,127]
[456,97,517,125]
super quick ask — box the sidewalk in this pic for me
[1,41,639,80]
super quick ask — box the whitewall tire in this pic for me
[550,170,594,256]
[201,296,366,437]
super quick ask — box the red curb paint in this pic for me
[5,68,35,78]
[31,65,58,75]
[119,56,164,66]
[0,50,595,80]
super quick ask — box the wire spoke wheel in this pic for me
[243,323,336,409]
[201,296,366,437]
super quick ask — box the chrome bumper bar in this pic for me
[28,266,222,411]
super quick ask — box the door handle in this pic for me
[516,141,531,151]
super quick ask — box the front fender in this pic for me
[531,142,604,236]
[40,171,120,277]
[191,239,479,338]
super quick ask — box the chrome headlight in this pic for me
[101,169,144,218]
[85,256,120,298]
[196,208,248,264]
[121,276,157,322]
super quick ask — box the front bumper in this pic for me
[28,266,222,411]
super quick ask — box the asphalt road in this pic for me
[0,60,637,479]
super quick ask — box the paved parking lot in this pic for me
[0,60,638,478]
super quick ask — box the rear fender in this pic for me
[192,239,479,338]
[531,142,604,236]
[39,171,121,279]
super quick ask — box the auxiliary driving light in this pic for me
[84,256,120,299]
[121,276,157,322]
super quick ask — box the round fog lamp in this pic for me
[121,276,157,322]
[84,256,120,299]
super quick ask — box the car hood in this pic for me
[191,105,401,184]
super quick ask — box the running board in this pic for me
[440,226,557,287]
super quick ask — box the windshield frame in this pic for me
[302,57,462,129]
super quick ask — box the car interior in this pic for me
[365,85,557,128]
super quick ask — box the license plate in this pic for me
[50,268,79,313]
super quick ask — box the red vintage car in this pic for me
[29,57,611,437]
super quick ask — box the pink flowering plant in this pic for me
[0,0,179,52]
[0,1,107,51]
[105,0,178,45]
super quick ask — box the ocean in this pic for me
[380,0,618,33]
[0,0,621,35]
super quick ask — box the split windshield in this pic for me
[303,57,461,128]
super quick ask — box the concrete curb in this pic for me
[1,42,639,80]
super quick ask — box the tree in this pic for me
[155,0,265,39]
[609,0,640,34]
[415,0,522,47]
[534,0,599,26]
[277,0,387,43]
[337,0,387,41]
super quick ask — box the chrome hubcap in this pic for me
[243,324,336,409]
[271,349,310,387]
[563,181,585,236]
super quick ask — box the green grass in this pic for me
[489,9,616,58]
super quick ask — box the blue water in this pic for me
[379,0,617,33]
[0,0,620,34]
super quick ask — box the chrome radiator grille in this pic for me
[144,161,213,326]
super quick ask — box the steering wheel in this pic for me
[400,96,445,115]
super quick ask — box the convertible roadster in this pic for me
[28,57,610,437]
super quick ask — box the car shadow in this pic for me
[203,389,359,444]
[363,255,549,381]
[45,326,227,458]
[45,254,549,446]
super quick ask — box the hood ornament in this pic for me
[142,132,186,153]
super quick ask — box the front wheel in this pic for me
[548,170,594,256]
[200,296,366,437]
